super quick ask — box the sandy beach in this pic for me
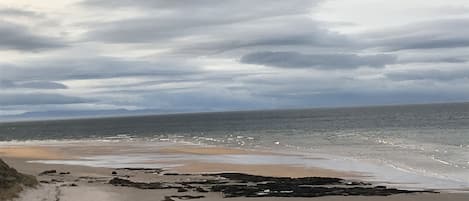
[1,142,468,201]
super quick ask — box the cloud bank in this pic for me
[1,0,469,120]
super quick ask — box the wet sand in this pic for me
[0,144,355,178]
[1,143,468,201]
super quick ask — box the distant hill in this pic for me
[0,109,177,122]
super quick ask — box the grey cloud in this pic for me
[86,16,353,56]
[397,57,467,64]
[0,21,66,51]
[0,93,93,106]
[387,38,469,51]
[386,69,469,81]
[241,51,396,69]
[82,0,315,16]
[176,27,353,55]
[0,80,68,89]
[81,0,355,54]
[366,18,469,51]
[0,57,201,81]
[84,3,317,43]
[0,8,44,18]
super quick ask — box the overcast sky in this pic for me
[1,0,469,120]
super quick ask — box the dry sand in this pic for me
[0,147,67,160]
[1,144,468,201]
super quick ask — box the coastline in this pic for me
[1,141,468,200]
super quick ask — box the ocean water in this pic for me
[1,102,469,190]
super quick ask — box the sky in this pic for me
[1,0,469,120]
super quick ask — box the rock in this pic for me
[208,173,435,198]
[60,183,78,187]
[39,170,57,176]
[59,172,71,175]
[116,168,163,174]
[178,179,227,185]
[163,195,205,200]
[174,195,205,199]
[162,196,175,201]
[111,171,117,175]
[106,172,434,199]
[163,173,179,176]
[208,173,343,185]
[164,173,191,176]
[0,158,38,200]
[195,187,209,193]
[109,177,167,189]
[51,179,64,183]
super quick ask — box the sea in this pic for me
[1,102,469,190]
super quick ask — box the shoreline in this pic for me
[1,140,469,190]
[2,157,468,201]
[1,141,469,200]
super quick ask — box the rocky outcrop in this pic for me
[208,173,434,198]
[109,177,167,189]
[0,159,38,200]
[108,172,435,199]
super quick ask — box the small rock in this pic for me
[39,170,57,176]
[109,177,166,189]
[195,187,209,193]
[60,183,78,187]
[164,195,205,200]
[162,196,175,201]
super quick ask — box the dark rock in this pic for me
[178,180,227,185]
[162,196,175,201]
[164,195,205,200]
[116,168,163,174]
[60,183,78,187]
[211,181,434,198]
[59,172,71,175]
[208,173,343,185]
[105,172,435,199]
[109,177,167,189]
[111,171,117,175]
[163,173,179,176]
[176,195,205,199]
[195,187,209,193]
[345,181,371,186]
[164,173,191,176]
[39,170,57,176]
[51,179,64,183]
